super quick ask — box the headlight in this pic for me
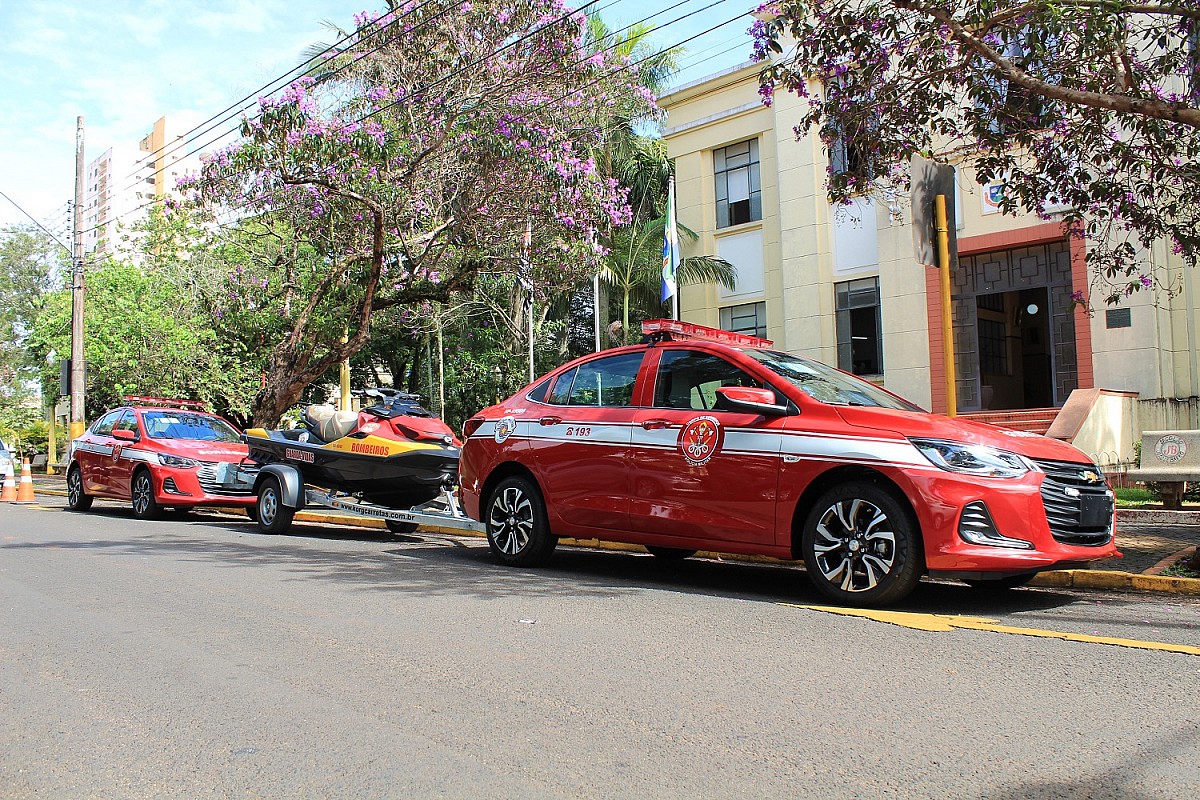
[910,438,1032,478]
[158,454,199,469]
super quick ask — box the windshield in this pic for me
[742,349,923,411]
[143,411,242,442]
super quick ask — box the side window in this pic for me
[92,411,122,436]
[653,350,762,411]
[567,353,643,407]
[546,368,578,406]
[113,411,139,436]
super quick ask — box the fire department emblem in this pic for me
[495,416,517,444]
[680,416,722,466]
[1155,434,1186,464]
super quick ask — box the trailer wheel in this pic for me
[386,520,419,535]
[486,475,556,566]
[256,476,295,534]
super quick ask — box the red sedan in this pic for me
[65,397,257,519]
[461,320,1119,607]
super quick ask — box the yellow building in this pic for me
[661,61,1199,450]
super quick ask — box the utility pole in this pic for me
[70,116,86,439]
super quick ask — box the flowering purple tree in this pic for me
[184,0,655,425]
[753,1,1199,305]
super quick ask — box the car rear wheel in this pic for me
[66,465,93,511]
[963,574,1037,591]
[802,482,922,607]
[486,475,556,566]
[131,469,161,520]
[645,546,696,561]
[256,476,295,535]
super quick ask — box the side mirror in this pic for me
[112,428,138,442]
[714,386,790,417]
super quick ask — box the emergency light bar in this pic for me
[122,395,208,410]
[642,319,773,349]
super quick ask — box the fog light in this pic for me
[959,501,1033,549]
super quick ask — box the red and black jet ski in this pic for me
[243,388,461,509]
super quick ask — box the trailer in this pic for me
[249,463,485,536]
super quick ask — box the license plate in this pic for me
[1079,494,1113,527]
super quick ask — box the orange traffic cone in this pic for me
[14,458,35,504]
[0,462,15,502]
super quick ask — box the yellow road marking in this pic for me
[783,603,1200,656]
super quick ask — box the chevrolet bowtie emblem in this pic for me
[1081,470,1101,484]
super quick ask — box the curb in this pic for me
[30,489,1200,597]
[1118,508,1200,526]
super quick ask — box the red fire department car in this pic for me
[461,320,1119,607]
[65,397,257,519]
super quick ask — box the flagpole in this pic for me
[662,175,680,321]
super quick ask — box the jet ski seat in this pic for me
[304,404,360,442]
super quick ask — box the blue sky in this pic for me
[0,0,753,236]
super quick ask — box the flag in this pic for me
[660,176,679,306]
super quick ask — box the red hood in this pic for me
[833,406,1095,464]
[161,440,250,460]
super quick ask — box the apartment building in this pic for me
[83,116,197,257]
[660,62,1198,442]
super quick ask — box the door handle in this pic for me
[641,419,670,430]
[539,416,561,426]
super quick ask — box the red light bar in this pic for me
[122,395,208,410]
[642,319,773,348]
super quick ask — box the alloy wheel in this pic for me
[488,485,534,555]
[811,497,897,593]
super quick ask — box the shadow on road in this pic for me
[6,505,1089,614]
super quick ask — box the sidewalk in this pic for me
[26,473,1200,595]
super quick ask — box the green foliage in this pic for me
[0,225,66,398]
[25,260,255,421]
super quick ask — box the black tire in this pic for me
[963,573,1037,591]
[801,482,923,607]
[485,475,557,566]
[130,469,162,520]
[386,520,419,535]
[245,505,259,523]
[256,476,295,534]
[66,465,93,511]
[645,546,696,561]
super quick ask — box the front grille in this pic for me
[197,462,256,497]
[1033,458,1114,546]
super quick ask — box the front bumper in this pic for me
[154,462,258,507]
[901,461,1120,575]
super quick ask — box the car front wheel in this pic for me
[801,482,922,607]
[485,475,556,566]
[66,465,93,511]
[131,469,161,520]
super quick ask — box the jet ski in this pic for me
[243,388,461,509]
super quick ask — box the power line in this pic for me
[86,1,753,242]
[0,188,72,254]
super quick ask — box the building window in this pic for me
[714,139,761,228]
[835,277,882,376]
[826,76,878,181]
[720,302,767,338]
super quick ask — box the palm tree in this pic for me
[601,213,736,345]
[597,137,736,344]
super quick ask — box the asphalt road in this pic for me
[2,497,1199,799]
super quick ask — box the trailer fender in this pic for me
[255,464,306,510]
